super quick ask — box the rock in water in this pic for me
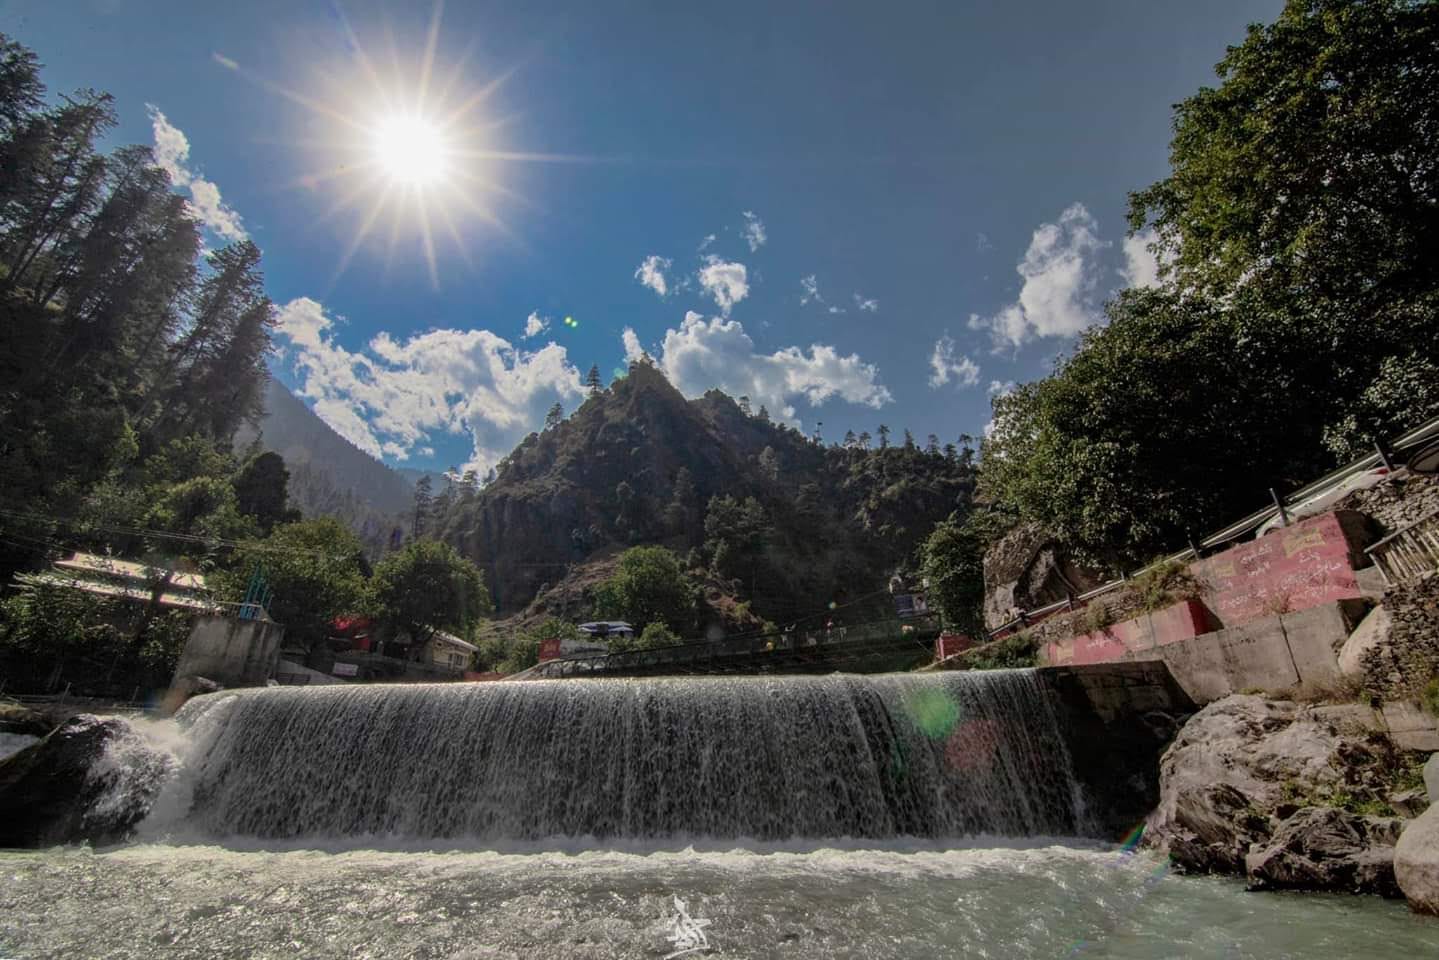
[1396,804,1439,914]
[1245,807,1404,897]
[1144,694,1407,878]
[0,714,172,847]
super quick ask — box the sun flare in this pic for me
[226,3,579,288]
[372,115,451,186]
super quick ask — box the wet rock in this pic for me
[0,714,172,847]
[1245,807,1404,897]
[0,700,55,737]
[1395,805,1439,915]
[1144,694,1405,881]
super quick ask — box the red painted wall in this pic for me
[935,633,976,660]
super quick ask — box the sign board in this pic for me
[539,636,611,662]
[893,593,930,619]
[331,662,359,677]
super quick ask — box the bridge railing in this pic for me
[532,616,939,678]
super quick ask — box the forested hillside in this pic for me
[428,360,977,624]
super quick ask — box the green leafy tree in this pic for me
[703,494,771,579]
[372,539,491,647]
[214,518,371,657]
[592,545,693,633]
[919,514,989,639]
[637,621,681,649]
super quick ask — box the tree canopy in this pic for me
[371,539,491,645]
[980,0,1439,568]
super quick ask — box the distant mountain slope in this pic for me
[237,379,416,517]
[432,360,975,619]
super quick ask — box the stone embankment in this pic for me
[1144,694,1431,901]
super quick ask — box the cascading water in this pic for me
[144,670,1092,842]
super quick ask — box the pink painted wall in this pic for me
[1046,599,1213,666]
[1192,510,1364,626]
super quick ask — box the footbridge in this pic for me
[522,617,941,679]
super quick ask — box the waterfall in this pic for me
[154,670,1091,842]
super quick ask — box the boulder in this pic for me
[1245,807,1404,897]
[1338,604,1391,678]
[1145,694,1408,880]
[1396,805,1439,915]
[1425,752,1439,800]
[0,714,173,847]
[982,522,1105,631]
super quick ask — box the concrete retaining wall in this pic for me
[1038,660,1196,838]
[1121,599,1369,704]
[173,615,285,688]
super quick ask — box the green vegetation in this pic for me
[953,631,1040,671]
[1130,560,1205,614]
[593,545,696,636]
[211,518,371,658]
[371,540,492,647]
[981,0,1439,569]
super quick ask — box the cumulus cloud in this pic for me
[853,293,878,312]
[523,311,549,339]
[799,274,822,306]
[697,256,749,315]
[646,311,891,424]
[634,255,672,298]
[146,105,247,241]
[742,211,767,252]
[274,297,585,473]
[928,334,981,389]
[1120,228,1162,289]
[969,203,1108,350]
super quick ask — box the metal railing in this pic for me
[1366,508,1439,586]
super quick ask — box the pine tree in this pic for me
[585,364,602,394]
[756,405,770,422]
[758,446,780,481]
[738,395,752,416]
[877,424,890,449]
[544,401,563,430]
[412,475,433,539]
[903,429,916,451]
[926,434,940,456]
[858,431,871,450]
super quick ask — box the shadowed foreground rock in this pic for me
[1144,694,1416,896]
[0,714,172,847]
[1246,807,1403,896]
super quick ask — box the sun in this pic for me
[372,114,451,186]
[225,3,578,288]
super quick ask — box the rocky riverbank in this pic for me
[1143,693,1435,908]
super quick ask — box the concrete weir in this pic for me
[1035,660,1196,838]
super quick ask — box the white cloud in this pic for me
[523,311,549,339]
[976,232,993,253]
[1120,228,1162,289]
[146,105,247,241]
[969,203,1108,350]
[853,293,879,312]
[827,305,845,315]
[742,211,767,252]
[648,312,891,425]
[799,274,822,306]
[634,255,672,298]
[697,255,749,315]
[928,334,981,389]
[274,297,585,474]
[698,234,716,252]
[987,379,1017,397]
[621,326,644,362]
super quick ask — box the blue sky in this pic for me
[7,0,1281,473]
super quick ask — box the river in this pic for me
[1,673,1435,957]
